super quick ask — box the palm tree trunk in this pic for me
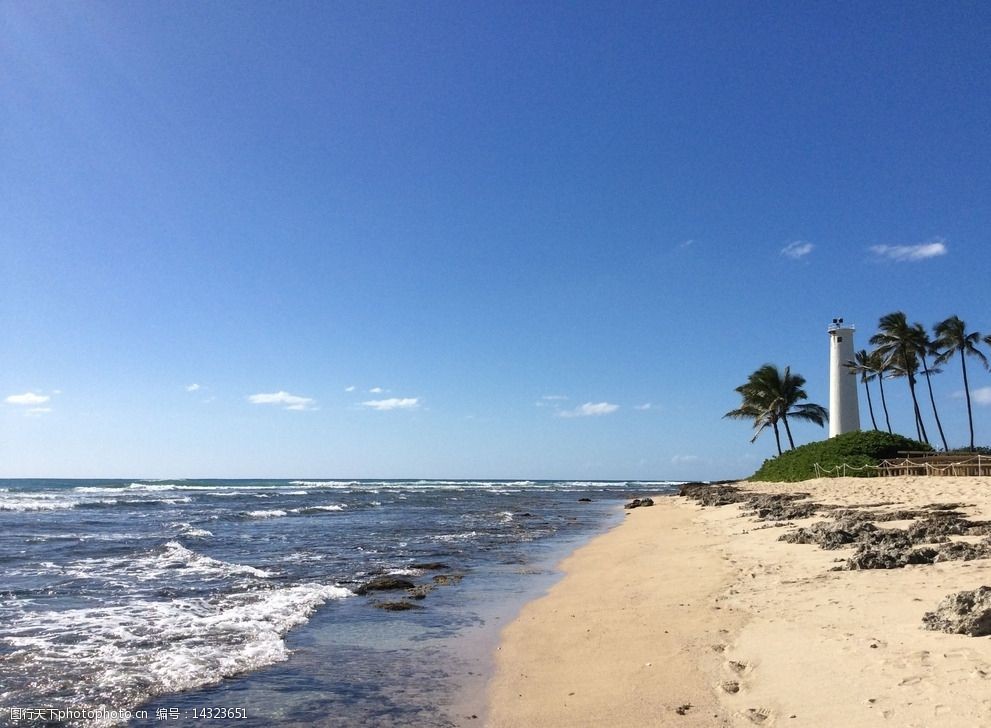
[863,379,878,430]
[921,356,948,451]
[877,374,892,433]
[771,421,782,456]
[907,373,929,444]
[962,355,975,451]
[781,414,795,450]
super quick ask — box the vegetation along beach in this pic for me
[4,2,991,727]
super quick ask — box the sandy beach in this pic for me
[486,476,991,727]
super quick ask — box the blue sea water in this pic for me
[0,479,681,727]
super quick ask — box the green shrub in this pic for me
[750,431,931,482]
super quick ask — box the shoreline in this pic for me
[486,476,991,726]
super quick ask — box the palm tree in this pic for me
[868,349,893,433]
[725,364,828,454]
[912,323,948,451]
[846,350,879,431]
[870,312,928,444]
[934,316,988,451]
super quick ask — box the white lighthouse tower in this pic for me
[828,318,861,437]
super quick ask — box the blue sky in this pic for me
[3,1,991,479]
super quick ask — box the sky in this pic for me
[3,1,991,480]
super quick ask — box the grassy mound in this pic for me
[750,430,931,482]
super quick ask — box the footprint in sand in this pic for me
[721,681,740,694]
[727,660,749,674]
[744,707,771,723]
[898,675,924,686]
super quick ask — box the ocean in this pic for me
[0,479,681,727]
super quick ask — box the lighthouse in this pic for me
[828,318,861,437]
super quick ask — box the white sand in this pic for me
[487,477,991,727]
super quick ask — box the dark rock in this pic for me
[624,497,654,509]
[679,483,744,507]
[374,600,424,612]
[934,541,991,563]
[409,562,449,571]
[842,530,917,570]
[780,519,878,550]
[908,515,968,542]
[922,586,991,636]
[745,493,821,521]
[407,584,433,599]
[432,573,464,586]
[578,497,592,502]
[831,508,930,523]
[355,575,416,595]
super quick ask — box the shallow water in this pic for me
[0,479,680,726]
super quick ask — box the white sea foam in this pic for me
[1,583,352,725]
[246,510,288,519]
[182,528,213,538]
[498,511,514,522]
[0,496,79,511]
[67,541,273,583]
[289,480,359,487]
[292,504,345,513]
[434,531,478,542]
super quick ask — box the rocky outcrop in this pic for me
[922,587,991,636]
[780,519,878,550]
[375,600,424,611]
[355,575,416,595]
[678,483,744,506]
[744,493,821,521]
[624,497,655,509]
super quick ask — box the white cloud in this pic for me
[362,397,420,411]
[634,403,653,411]
[870,239,947,262]
[973,387,991,406]
[247,391,317,411]
[369,387,385,394]
[5,392,50,406]
[185,383,201,392]
[781,241,814,259]
[345,386,356,392]
[679,239,695,249]
[559,402,619,418]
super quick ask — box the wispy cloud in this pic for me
[634,403,653,411]
[185,383,201,392]
[369,387,386,394]
[973,387,991,406]
[26,407,52,416]
[344,386,356,392]
[5,392,51,406]
[679,239,695,249]
[559,402,619,418]
[362,397,420,411]
[247,391,317,411]
[781,240,814,259]
[870,239,947,262]
[671,454,701,465]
